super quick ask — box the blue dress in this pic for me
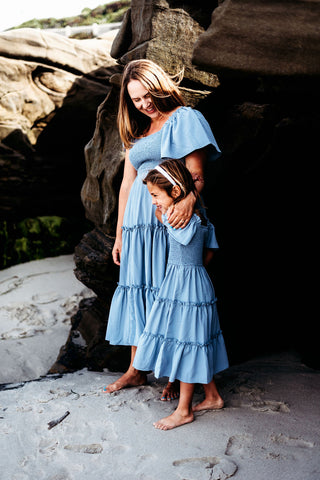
[106,106,221,347]
[133,214,229,384]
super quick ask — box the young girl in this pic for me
[133,159,229,430]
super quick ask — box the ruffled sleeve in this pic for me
[161,107,221,162]
[162,214,201,246]
[205,221,219,249]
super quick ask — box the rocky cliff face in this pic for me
[2,1,317,373]
[193,0,320,77]
[0,28,121,221]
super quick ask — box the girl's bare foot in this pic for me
[103,368,147,393]
[192,398,224,412]
[161,380,180,401]
[153,410,194,430]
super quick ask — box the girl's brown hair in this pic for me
[118,59,185,148]
[143,159,197,204]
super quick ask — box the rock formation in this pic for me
[193,0,320,77]
[31,0,320,373]
[0,28,121,220]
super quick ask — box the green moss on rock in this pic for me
[0,216,91,269]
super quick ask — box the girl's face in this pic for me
[127,79,160,120]
[147,183,174,213]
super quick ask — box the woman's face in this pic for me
[147,183,174,213]
[127,79,160,120]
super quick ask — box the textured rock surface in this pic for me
[0,28,121,220]
[80,76,124,230]
[193,0,320,77]
[73,227,119,299]
[111,0,219,93]
[48,295,131,375]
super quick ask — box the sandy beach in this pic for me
[0,256,319,479]
[0,255,93,384]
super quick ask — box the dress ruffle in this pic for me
[206,222,219,249]
[161,107,221,162]
[133,299,229,384]
[133,212,228,383]
[106,284,159,346]
[106,223,168,346]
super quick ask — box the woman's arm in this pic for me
[112,149,137,265]
[167,148,207,228]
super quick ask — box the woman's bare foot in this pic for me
[192,397,224,412]
[103,368,147,393]
[153,410,194,430]
[161,380,180,401]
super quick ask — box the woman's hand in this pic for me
[167,192,196,229]
[166,147,206,229]
[112,236,122,266]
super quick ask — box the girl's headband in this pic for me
[154,165,177,186]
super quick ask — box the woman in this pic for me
[104,59,221,397]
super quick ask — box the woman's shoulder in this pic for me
[168,106,203,124]
[161,106,221,161]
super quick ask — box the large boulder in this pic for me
[0,28,121,220]
[193,0,320,77]
[80,74,124,230]
[111,0,219,102]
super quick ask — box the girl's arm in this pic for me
[112,149,137,265]
[167,148,206,228]
[203,248,214,267]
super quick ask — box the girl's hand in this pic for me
[112,236,122,266]
[167,192,196,229]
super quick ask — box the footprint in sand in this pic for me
[225,434,253,458]
[39,438,59,456]
[252,399,290,413]
[0,304,57,340]
[227,379,290,414]
[173,456,237,480]
[63,443,103,454]
[270,433,314,449]
[46,470,72,480]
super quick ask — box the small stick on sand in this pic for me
[47,411,70,430]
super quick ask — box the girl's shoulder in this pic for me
[162,213,201,246]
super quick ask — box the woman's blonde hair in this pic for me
[143,159,196,204]
[118,59,185,148]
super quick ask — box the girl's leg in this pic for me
[154,382,195,430]
[103,346,147,393]
[192,377,224,412]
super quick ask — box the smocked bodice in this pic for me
[129,106,221,179]
[163,213,218,266]
[167,226,207,266]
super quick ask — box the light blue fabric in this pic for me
[133,214,229,384]
[161,107,221,162]
[106,107,221,347]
